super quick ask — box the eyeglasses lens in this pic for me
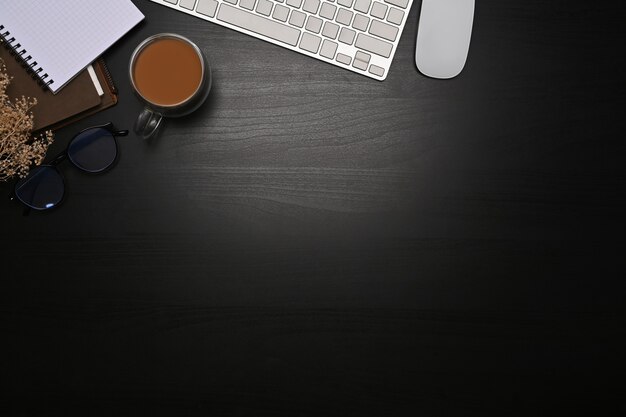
[67,127,117,173]
[14,166,64,210]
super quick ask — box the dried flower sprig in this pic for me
[0,58,54,181]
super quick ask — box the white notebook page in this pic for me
[2,0,144,93]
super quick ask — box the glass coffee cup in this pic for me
[129,33,212,139]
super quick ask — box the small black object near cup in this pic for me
[129,33,212,139]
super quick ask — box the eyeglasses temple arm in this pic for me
[50,152,67,166]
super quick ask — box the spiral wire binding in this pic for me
[96,57,117,94]
[0,24,55,90]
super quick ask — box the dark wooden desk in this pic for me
[1,1,624,415]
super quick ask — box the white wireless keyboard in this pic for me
[150,0,413,80]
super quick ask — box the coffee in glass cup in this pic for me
[129,33,212,139]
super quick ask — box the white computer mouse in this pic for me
[415,0,475,79]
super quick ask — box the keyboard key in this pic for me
[368,19,397,41]
[355,51,370,63]
[306,15,323,33]
[256,0,274,16]
[322,21,339,39]
[164,0,177,4]
[240,0,256,10]
[335,8,353,25]
[355,51,370,71]
[320,39,338,58]
[196,0,218,17]
[180,0,196,9]
[303,0,320,13]
[352,14,369,31]
[272,4,290,21]
[289,10,306,27]
[299,32,322,53]
[368,64,384,76]
[337,0,353,7]
[286,0,302,8]
[217,4,301,45]
[338,27,356,44]
[353,0,371,13]
[336,53,351,65]
[354,32,392,57]
[384,0,408,8]
[353,58,367,70]
[319,2,337,19]
[370,2,387,19]
[223,0,238,4]
[386,7,403,25]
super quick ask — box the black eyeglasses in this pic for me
[10,122,128,213]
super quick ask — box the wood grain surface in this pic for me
[1,0,625,415]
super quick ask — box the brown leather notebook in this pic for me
[1,44,118,133]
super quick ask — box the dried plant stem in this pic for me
[0,58,54,181]
[2,106,31,143]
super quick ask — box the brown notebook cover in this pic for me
[1,44,118,133]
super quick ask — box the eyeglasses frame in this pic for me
[9,122,129,214]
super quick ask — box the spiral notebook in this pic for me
[0,0,144,94]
